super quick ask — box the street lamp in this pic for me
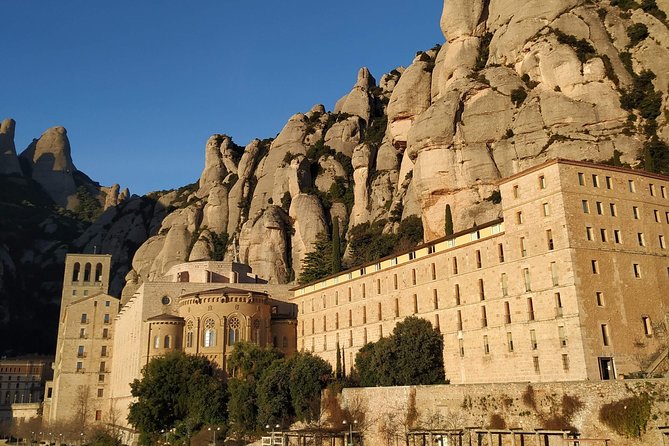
[342,420,357,446]
[265,424,280,445]
[207,427,221,446]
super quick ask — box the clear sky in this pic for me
[2,1,444,195]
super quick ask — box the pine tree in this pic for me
[444,204,454,236]
[332,218,341,274]
[298,231,333,285]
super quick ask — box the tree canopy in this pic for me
[354,316,446,386]
[127,351,227,445]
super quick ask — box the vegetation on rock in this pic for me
[599,394,652,438]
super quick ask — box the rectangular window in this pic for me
[539,175,546,189]
[530,329,538,350]
[412,294,418,314]
[516,211,523,224]
[481,306,488,328]
[638,232,645,247]
[362,307,367,324]
[633,206,640,219]
[533,356,540,373]
[507,332,514,352]
[362,283,366,298]
[498,243,505,262]
[527,297,535,321]
[428,245,435,254]
[81,313,88,324]
[513,184,519,198]
[431,263,436,280]
[501,273,508,297]
[411,269,416,286]
[457,310,463,331]
[77,346,85,358]
[610,203,617,217]
[376,279,381,294]
[601,324,610,346]
[578,172,585,186]
[546,229,554,250]
[559,326,567,347]
[97,388,104,398]
[543,202,550,216]
[504,301,511,324]
[523,268,531,292]
[459,339,465,357]
[101,346,107,357]
[661,235,666,249]
[95,410,102,421]
[662,185,667,198]
[562,354,570,371]
[99,361,106,373]
[642,316,653,336]
[98,374,104,383]
[452,257,458,274]
[592,174,599,187]
[591,259,599,274]
[582,200,590,214]
[394,298,399,318]
[79,328,86,338]
[76,362,83,371]
[600,228,607,242]
[475,250,482,268]
[629,180,636,193]
[520,237,527,257]
[650,184,656,196]
[614,230,622,244]
[348,287,352,302]
[596,291,604,307]
[478,279,485,301]
[393,274,398,290]
[606,176,612,189]
[555,292,564,317]
[483,335,490,355]
[633,263,641,278]
[655,210,661,222]
[103,314,110,324]
[586,227,594,241]
[596,201,603,215]
[432,289,438,310]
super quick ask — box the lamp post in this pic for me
[207,427,221,446]
[265,424,280,445]
[342,420,357,446]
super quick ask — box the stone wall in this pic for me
[341,379,669,446]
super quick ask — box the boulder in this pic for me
[289,194,328,279]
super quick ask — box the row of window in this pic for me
[582,199,669,224]
[577,171,668,199]
[76,345,109,357]
[75,360,107,373]
[585,226,667,248]
[590,259,646,279]
[71,262,104,283]
[79,327,110,339]
[80,313,112,324]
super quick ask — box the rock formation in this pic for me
[0,119,21,175]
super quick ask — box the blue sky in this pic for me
[2,1,444,195]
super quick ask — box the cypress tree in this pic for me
[341,347,346,379]
[332,218,341,274]
[445,204,454,236]
[335,342,342,380]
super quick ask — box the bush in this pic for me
[510,88,528,106]
[363,115,388,149]
[599,394,652,438]
[555,30,596,62]
[611,0,639,10]
[641,0,667,20]
[627,23,650,46]
[474,33,493,71]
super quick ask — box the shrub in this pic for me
[601,54,620,86]
[511,88,528,106]
[641,0,667,20]
[599,394,652,438]
[554,30,596,62]
[475,32,493,71]
[611,0,639,10]
[627,23,650,46]
[363,115,388,149]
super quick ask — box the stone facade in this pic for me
[293,159,669,384]
[0,356,53,422]
[47,256,297,438]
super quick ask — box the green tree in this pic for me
[88,429,122,446]
[226,341,283,380]
[227,378,258,439]
[288,352,333,422]
[127,351,227,445]
[298,231,333,284]
[73,185,102,223]
[354,317,445,386]
[335,343,342,380]
[445,204,454,236]
[256,359,294,427]
[332,218,341,274]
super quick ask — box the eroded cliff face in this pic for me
[121,0,669,289]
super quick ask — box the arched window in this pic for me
[83,263,92,282]
[95,263,103,283]
[203,318,216,347]
[228,317,240,345]
[252,319,261,343]
[153,335,160,349]
[186,320,194,348]
[72,263,80,282]
[164,335,171,348]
